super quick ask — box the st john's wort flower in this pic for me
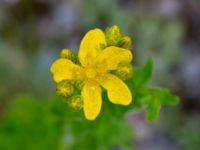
[50,28,133,120]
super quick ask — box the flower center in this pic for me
[85,68,97,79]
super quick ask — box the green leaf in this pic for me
[133,59,153,87]
[144,87,179,106]
[157,88,180,105]
[145,98,161,121]
[143,86,179,121]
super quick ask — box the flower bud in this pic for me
[120,36,132,49]
[60,48,76,62]
[105,25,122,46]
[56,80,74,97]
[68,95,83,111]
[75,80,84,91]
[115,62,133,80]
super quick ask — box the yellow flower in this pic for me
[50,29,133,120]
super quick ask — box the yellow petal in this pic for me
[82,82,102,120]
[96,46,133,71]
[98,73,132,105]
[50,58,81,83]
[78,28,106,66]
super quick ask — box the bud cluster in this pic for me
[105,25,133,50]
[56,50,84,110]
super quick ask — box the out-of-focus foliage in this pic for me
[126,60,179,121]
[0,94,133,150]
[0,58,179,150]
[0,95,63,150]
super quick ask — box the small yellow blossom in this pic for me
[51,28,133,120]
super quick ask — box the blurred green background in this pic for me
[0,0,200,150]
